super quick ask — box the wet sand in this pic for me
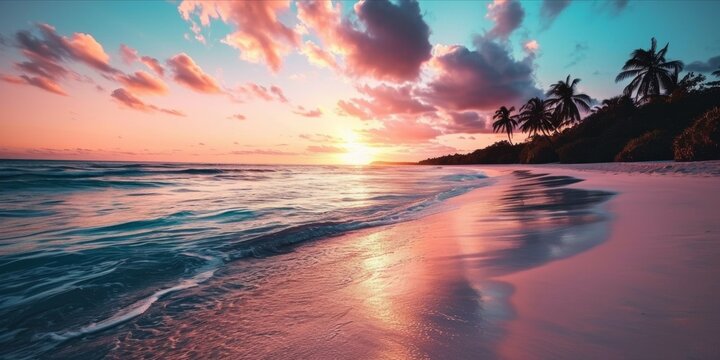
[497,167,720,359]
[59,164,720,359]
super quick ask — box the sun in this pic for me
[340,132,375,165]
[342,145,374,165]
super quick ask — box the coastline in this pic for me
[44,162,720,358]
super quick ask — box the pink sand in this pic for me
[496,165,720,358]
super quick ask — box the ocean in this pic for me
[0,160,493,358]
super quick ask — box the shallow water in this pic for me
[0,160,493,358]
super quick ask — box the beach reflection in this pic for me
[358,232,397,326]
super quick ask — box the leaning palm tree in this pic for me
[492,106,518,144]
[546,75,592,128]
[517,98,555,142]
[615,37,684,101]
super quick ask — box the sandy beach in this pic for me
[498,164,720,359]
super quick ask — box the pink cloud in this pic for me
[270,85,288,103]
[1,74,25,84]
[116,70,168,95]
[140,56,165,77]
[2,74,68,96]
[111,88,184,116]
[362,117,442,144]
[111,88,146,109]
[418,37,541,112]
[301,40,338,70]
[296,1,341,42]
[178,1,299,72]
[307,145,346,153]
[230,149,299,156]
[299,133,342,143]
[246,83,273,101]
[15,51,69,80]
[337,100,371,121]
[297,0,431,82]
[234,83,288,103]
[293,106,322,118]
[20,75,68,96]
[118,43,165,77]
[166,53,221,93]
[119,44,139,65]
[8,23,118,95]
[523,39,539,54]
[41,24,117,73]
[228,114,246,120]
[443,111,493,134]
[486,0,525,39]
[337,83,435,120]
[67,35,110,70]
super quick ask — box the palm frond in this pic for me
[657,42,669,59]
[661,60,684,73]
[616,69,642,82]
[574,98,592,112]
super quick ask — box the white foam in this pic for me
[48,266,217,342]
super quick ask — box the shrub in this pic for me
[673,107,720,161]
[418,141,525,165]
[615,130,673,162]
[519,139,558,164]
[557,137,626,163]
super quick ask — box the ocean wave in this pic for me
[0,178,172,191]
[46,254,222,343]
[0,179,172,191]
[223,179,489,258]
[0,166,282,191]
[197,209,259,223]
[0,167,276,179]
[63,211,195,235]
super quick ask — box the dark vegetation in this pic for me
[420,38,720,165]
[673,107,720,161]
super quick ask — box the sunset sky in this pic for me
[1,0,719,164]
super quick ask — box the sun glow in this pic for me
[340,132,376,165]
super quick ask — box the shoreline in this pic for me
[80,165,615,358]
[44,163,720,358]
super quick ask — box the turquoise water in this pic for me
[0,160,492,358]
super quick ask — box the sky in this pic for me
[1,0,719,165]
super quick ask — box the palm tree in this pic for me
[492,106,518,144]
[517,98,555,142]
[615,37,684,101]
[601,95,634,110]
[546,75,592,128]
